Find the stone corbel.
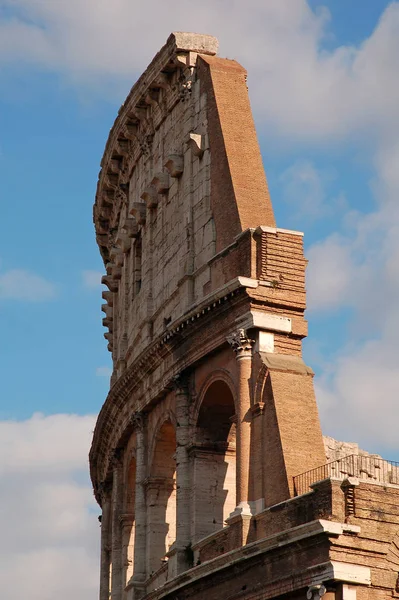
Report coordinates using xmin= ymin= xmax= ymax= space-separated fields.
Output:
xmin=140 ymin=186 xmax=158 ymax=208
xmin=101 ymin=275 xmax=118 ymax=292
xmin=102 ymin=317 xmax=113 ymax=332
xmin=115 ymin=232 xmax=131 ymax=253
xmin=110 ymin=245 xmax=123 ymax=261
xmin=152 ymin=72 xmax=170 ymax=90
xmin=97 ymin=220 xmax=109 ymax=235
xmin=96 ymin=233 xmax=108 ymax=246
xmin=101 ymin=190 xmax=113 ymax=207
xmin=104 ymin=332 xmax=113 ymax=352
xmin=115 ymin=137 xmax=130 ymax=156
xmin=123 ymin=121 xmax=138 ymax=141
xmin=164 ymin=154 xmax=184 ymax=178
xmin=132 ymin=106 xmax=147 ymax=122
xmin=98 ymin=205 xmax=112 ymax=220
xmin=151 ymin=172 xmax=170 ymax=194
xmin=105 ymin=262 xmax=113 ymax=276
xmin=144 ymin=89 xmax=160 ymax=106
xmin=112 ymin=265 xmax=122 ymax=280
xmin=109 ymin=159 xmax=121 ymax=174
xmin=102 ymin=291 xmax=114 ymax=306
xmin=187 ymin=132 xmax=204 ymax=157
xmin=123 ymin=218 xmax=139 ymax=238
xmin=104 ymin=172 xmax=119 ymax=190
xmin=101 ymin=304 xmax=113 ymax=318
xmin=130 ymin=202 xmax=147 ymax=225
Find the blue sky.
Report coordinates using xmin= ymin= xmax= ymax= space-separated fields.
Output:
xmin=1 ymin=2 xmax=399 ymax=598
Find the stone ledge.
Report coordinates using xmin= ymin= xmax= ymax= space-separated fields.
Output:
xmin=140 ymin=519 xmax=363 ymax=600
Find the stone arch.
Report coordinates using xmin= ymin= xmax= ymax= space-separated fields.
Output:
xmin=191 ymin=374 xmax=237 ymax=543
xmin=147 ymin=416 xmax=177 ymax=575
xmin=194 ymin=369 xmax=237 ymax=423
xmin=148 ymin=409 xmax=177 ymax=470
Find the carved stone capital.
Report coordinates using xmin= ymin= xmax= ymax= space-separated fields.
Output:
xmin=172 ymin=373 xmax=190 ymax=396
xmin=110 ymin=447 xmax=124 ymax=469
xmin=227 ymin=329 xmax=255 ymax=357
xmin=129 ymin=411 xmax=146 ymax=431
xmin=97 ymin=481 xmax=112 ymax=501
xmin=307 ymin=585 xmax=326 ymax=600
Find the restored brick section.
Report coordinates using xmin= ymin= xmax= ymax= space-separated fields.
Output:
xmin=197 ymin=56 xmax=275 ymax=252
xmin=257 ymin=229 xmax=306 ymax=289
xmin=265 ymin=369 xmax=326 ymax=504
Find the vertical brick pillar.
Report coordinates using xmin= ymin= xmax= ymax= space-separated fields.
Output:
xmin=99 ymin=484 xmax=112 ymax=600
xmin=227 ymin=329 xmax=254 ymax=511
xmin=174 ymin=374 xmax=192 ymax=573
xmin=111 ymin=451 xmax=124 ymax=600
xmin=130 ymin=413 xmax=147 ymax=597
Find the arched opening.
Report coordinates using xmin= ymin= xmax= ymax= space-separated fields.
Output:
xmin=122 ymin=457 xmax=136 ymax=588
xmin=192 ymin=379 xmax=236 ymax=542
xmin=147 ymin=420 xmax=176 ymax=575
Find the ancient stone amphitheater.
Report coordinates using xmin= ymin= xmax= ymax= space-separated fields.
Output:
xmin=90 ymin=32 xmax=399 ymax=600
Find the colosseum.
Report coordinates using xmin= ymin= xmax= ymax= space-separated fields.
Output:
xmin=90 ymin=32 xmax=399 ymax=600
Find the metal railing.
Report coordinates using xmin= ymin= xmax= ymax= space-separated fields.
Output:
xmin=293 ymin=454 xmax=399 ymax=496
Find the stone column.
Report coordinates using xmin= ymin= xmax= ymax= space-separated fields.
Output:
xmin=111 ymin=451 xmax=124 ymax=600
xmin=99 ymin=483 xmax=112 ymax=600
xmin=174 ymin=374 xmax=192 ymax=573
xmin=227 ymin=329 xmax=254 ymax=511
xmin=130 ymin=413 xmax=147 ymax=597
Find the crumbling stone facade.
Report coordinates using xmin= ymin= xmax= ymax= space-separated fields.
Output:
xmin=90 ymin=32 xmax=399 ymax=600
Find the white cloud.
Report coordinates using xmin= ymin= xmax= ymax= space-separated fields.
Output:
xmin=0 ymin=268 xmax=56 ymax=301
xmin=82 ymin=270 xmax=103 ymax=290
xmin=0 ymin=413 xmax=99 ymax=600
xmin=306 ymin=235 xmax=354 ymax=311
xmin=0 ymin=413 xmax=95 ymax=474
xmin=96 ymin=366 xmax=112 ymax=378
xmin=279 ymin=160 xmax=346 ymax=221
